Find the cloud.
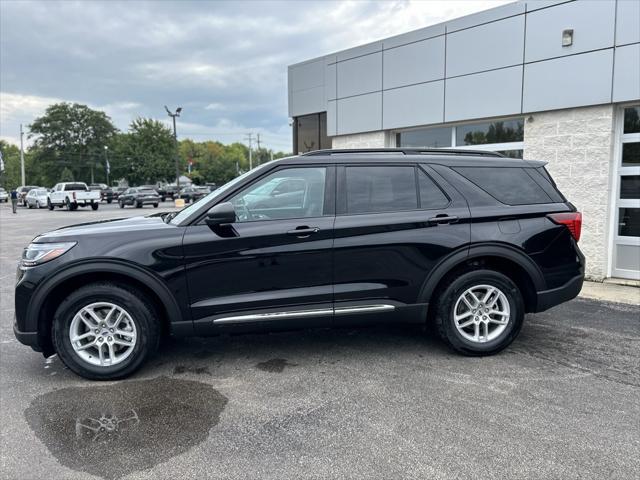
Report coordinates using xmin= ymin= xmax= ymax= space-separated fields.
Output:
xmin=0 ymin=0 xmax=510 ymax=151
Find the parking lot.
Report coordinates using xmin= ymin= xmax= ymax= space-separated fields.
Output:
xmin=1 ymin=201 xmax=639 ymax=480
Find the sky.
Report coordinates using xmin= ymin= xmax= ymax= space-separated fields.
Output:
xmin=0 ymin=0 xmax=510 ymax=152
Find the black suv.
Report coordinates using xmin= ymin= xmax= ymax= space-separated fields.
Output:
xmin=14 ymin=149 xmax=584 ymax=380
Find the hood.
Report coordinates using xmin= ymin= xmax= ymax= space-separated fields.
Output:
xmin=34 ymin=215 xmax=174 ymax=242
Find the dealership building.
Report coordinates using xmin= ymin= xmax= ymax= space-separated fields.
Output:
xmin=287 ymin=0 xmax=640 ymax=281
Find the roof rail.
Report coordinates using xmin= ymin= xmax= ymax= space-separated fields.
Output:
xmin=301 ymin=148 xmax=504 ymax=158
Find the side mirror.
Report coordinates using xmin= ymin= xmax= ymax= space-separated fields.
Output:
xmin=205 ymin=202 xmax=236 ymax=227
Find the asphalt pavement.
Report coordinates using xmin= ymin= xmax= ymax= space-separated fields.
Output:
xmin=1 ymin=201 xmax=639 ymax=480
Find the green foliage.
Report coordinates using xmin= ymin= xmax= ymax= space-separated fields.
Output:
xmin=29 ymin=103 xmax=117 ymax=184
xmin=59 ymin=167 xmax=74 ymax=182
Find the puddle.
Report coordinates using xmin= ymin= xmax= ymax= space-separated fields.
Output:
xmin=255 ymin=358 xmax=297 ymax=373
xmin=24 ymin=376 xmax=227 ymax=479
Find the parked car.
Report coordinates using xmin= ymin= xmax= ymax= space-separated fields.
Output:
xmin=0 ymin=187 xmax=8 ymax=203
xmin=13 ymin=148 xmax=585 ymax=380
xmin=112 ymin=186 xmax=127 ymax=200
xmin=118 ymin=187 xmax=160 ymax=208
xmin=15 ymin=185 xmax=40 ymax=206
xmin=205 ymin=182 xmax=218 ymax=192
xmin=48 ymin=182 xmax=101 ymax=211
xmin=157 ymin=184 xmax=179 ymax=202
xmin=25 ymin=188 xmax=49 ymax=209
xmin=178 ymin=186 xmax=209 ymax=203
xmin=89 ymin=184 xmax=114 ymax=203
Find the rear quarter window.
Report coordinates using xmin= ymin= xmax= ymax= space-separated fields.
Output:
xmin=454 ymin=167 xmax=554 ymax=205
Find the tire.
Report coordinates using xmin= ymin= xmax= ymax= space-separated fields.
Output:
xmin=136 ymin=202 xmax=142 ymax=208
xmin=160 ymin=197 xmax=166 ymax=202
xmin=153 ymin=203 xmax=158 ymax=208
xmin=107 ymin=199 xmax=112 ymax=204
xmin=434 ymin=269 xmax=524 ymax=356
xmin=52 ymin=282 xmax=161 ymax=380
xmin=48 ymin=199 xmax=54 ymax=211
xmin=65 ymin=198 xmax=72 ymax=211
xmin=91 ymin=203 xmax=99 ymax=211
xmin=27 ymin=203 xmax=33 ymax=209
xmin=119 ymin=201 xmax=125 ymax=209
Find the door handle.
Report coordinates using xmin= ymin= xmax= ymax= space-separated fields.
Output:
xmin=427 ymin=215 xmax=458 ymax=225
xmin=286 ymin=227 xmax=320 ymax=237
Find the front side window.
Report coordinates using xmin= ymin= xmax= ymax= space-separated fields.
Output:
xmin=229 ymin=167 xmax=327 ymax=222
xmin=345 ymin=166 xmax=417 ymax=214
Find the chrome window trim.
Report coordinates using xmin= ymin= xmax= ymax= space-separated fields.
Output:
xmin=213 ymin=304 xmax=395 ymax=324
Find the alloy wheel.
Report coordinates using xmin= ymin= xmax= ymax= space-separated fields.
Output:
xmin=69 ymin=302 xmax=138 ymax=367
xmin=453 ymin=284 xmax=510 ymax=343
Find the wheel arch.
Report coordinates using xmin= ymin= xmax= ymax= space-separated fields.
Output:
xmin=30 ymin=261 xmax=189 ymax=357
xmin=420 ymin=244 xmax=545 ymax=315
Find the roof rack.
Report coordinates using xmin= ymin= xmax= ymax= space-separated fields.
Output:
xmin=301 ymin=148 xmax=505 ymax=158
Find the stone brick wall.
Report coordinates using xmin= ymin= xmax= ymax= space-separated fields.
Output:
xmin=523 ymin=104 xmax=616 ymax=280
xmin=331 ymin=131 xmax=391 ymax=149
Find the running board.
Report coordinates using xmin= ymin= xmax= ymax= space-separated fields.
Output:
xmin=213 ymin=304 xmax=395 ymax=325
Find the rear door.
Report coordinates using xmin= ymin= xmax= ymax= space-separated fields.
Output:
xmin=332 ymin=162 xmax=471 ymax=325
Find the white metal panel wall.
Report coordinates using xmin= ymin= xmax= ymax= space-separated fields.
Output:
xmin=327 ymin=100 xmax=337 ymax=136
xmin=383 ymin=36 xmax=445 ymax=89
xmin=616 ymin=0 xmax=640 ymax=46
xmin=523 ymin=50 xmax=613 ymax=112
xmin=445 ymin=66 xmax=523 ymax=122
xmin=337 ymin=53 xmax=382 ymax=98
xmin=325 ymin=63 xmax=337 ymax=101
xmin=525 ymin=0 xmax=616 ymax=62
xmin=383 ymin=81 xmax=445 ymax=129
xmin=446 ymin=15 xmax=525 ymax=77
xmin=288 ymin=59 xmax=326 ymax=117
xmin=337 ymin=92 xmax=382 ymax=135
xmin=613 ymin=43 xmax=640 ymax=103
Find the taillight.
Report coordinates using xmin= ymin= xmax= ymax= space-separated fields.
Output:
xmin=548 ymin=212 xmax=582 ymax=242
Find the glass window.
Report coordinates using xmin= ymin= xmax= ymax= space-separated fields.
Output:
xmin=622 ymin=143 xmax=640 ymax=166
xmin=496 ymin=149 xmax=524 ymax=159
xmin=619 ymin=208 xmax=640 ymax=237
xmin=230 ymin=167 xmax=326 ymax=222
xmin=319 ymin=112 xmax=330 ymax=150
xmin=345 ymin=166 xmax=417 ymax=214
xmin=397 ymin=127 xmax=452 ymax=148
xmin=623 ymin=106 xmax=640 ymax=134
xmin=454 ymin=167 xmax=552 ymax=205
xmin=295 ymin=113 xmax=329 ymax=153
xmin=620 ymin=176 xmax=640 ymax=199
xmin=456 ymin=119 xmax=524 ymax=145
xmin=418 ymin=169 xmax=449 ymax=209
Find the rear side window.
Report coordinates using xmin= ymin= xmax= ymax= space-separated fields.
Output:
xmin=345 ymin=166 xmax=417 ymax=214
xmin=418 ymin=169 xmax=449 ymax=209
xmin=454 ymin=167 xmax=553 ymax=205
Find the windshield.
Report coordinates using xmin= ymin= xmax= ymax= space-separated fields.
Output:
xmin=169 ymin=162 xmax=275 ymax=225
xmin=139 ymin=189 xmax=157 ymax=194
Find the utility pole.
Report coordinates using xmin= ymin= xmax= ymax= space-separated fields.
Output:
xmin=19 ymin=124 xmax=25 ymax=186
xmin=256 ymin=133 xmax=262 ymax=166
xmin=270 ymin=150 xmax=273 ymax=162
xmin=245 ymin=133 xmax=253 ymax=170
xmin=104 ymin=145 xmax=110 ymax=186
xmin=165 ymin=105 xmax=182 ymax=189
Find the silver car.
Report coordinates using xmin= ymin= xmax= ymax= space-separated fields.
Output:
xmin=25 ymin=188 xmax=49 ymax=209
xmin=0 ymin=188 xmax=8 ymax=203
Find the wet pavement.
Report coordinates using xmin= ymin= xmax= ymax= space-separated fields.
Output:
xmin=1 ymin=202 xmax=639 ymax=479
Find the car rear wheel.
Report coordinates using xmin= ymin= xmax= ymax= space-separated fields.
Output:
xmin=52 ymin=282 xmax=160 ymax=380
xmin=435 ymin=269 xmax=524 ymax=356
xmin=119 ymin=200 xmax=125 ymax=208
xmin=48 ymin=199 xmax=54 ymax=211
xmin=153 ymin=203 xmax=158 ymax=208
xmin=136 ymin=202 xmax=142 ymax=208
xmin=91 ymin=203 xmax=99 ymax=211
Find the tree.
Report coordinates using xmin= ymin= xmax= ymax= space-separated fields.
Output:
xmin=123 ymin=118 xmax=178 ymax=185
xmin=0 ymin=140 xmax=21 ymax=189
xmin=59 ymin=167 xmax=74 ymax=182
xmin=29 ymin=103 xmax=117 ymax=184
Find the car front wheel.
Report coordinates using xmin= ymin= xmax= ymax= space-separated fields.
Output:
xmin=52 ymin=282 xmax=160 ymax=380
xmin=435 ymin=269 xmax=524 ymax=356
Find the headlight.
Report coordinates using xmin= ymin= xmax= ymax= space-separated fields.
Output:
xmin=21 ymin=242 xmax=76 ymax=267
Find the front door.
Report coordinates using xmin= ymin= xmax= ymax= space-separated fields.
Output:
xmin=183 ymin=165 xmax=335 ymax=333
xmin=332 ymin=163 xmax=471 ymax=325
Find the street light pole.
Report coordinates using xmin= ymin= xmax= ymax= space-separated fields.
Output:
xmin=165 ymin=106 xmax=182 ymax=189
xmin=19 ymin=124 xmax=25 ymax=186
xmin=104 ymin=145 xmax=110 ymax=186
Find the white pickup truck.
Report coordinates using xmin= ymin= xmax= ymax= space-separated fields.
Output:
xmin=48 ymin=182 xmax=101 ymax=211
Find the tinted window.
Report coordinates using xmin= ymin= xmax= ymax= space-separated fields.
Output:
xmin=345 ymin=166 xmax=417 ymax=214
xmin=65 ymin=183 xmax=88 ymax=191
xmin=230 ymin=167 xmax=326 ymax=222
xmin=622 ymin=143 xmax=640 ymax=166
xmin=624 ymin=106 xmax=640 ymax=134
xmin=455 ymin=167 xmax=553 ymax=205
xmin=418 ymin=169 xmax=449 ymax=209
xmin=456 ymin=119 xmax=524 ymax=145
xmin=620 ymin=176 xmax=640 ymax=199
xmin=397 ymin=127 xmax=452 ymax=148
